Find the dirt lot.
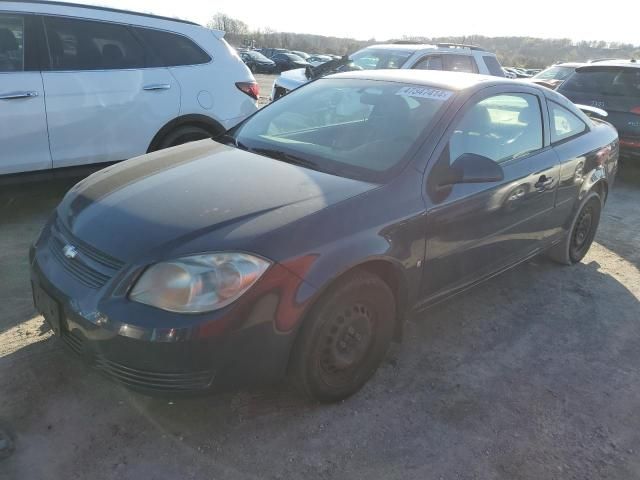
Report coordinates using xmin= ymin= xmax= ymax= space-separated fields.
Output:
xmin=1 ymin=155 xmax=640 ymax=479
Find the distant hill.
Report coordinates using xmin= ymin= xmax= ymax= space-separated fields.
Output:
xmin=226 ymin=31 xmax=640 ymax=68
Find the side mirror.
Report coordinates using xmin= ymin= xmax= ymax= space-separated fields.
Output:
xmin=440 ymin=153 xmax=504 ymax=186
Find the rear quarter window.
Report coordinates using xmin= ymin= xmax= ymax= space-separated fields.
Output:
xmin=482 ymin=55 xmax=505 ymax=77
xmin=134 ymin=28 xmax=211 ymax=67
xmin=549 ymin=101 xmax=588 ymax=143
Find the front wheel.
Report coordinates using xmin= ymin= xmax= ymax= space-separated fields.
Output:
xmin=289 ymin=271 xmax=396 ymax=403
xmin=155 ymin=125 xmax=213 ymax=151
xmin=548 ymin=191 xmax=602 ymax=265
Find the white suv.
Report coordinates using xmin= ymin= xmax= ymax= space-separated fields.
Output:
xmin=272 ymin=43 xmax=505 ymax=100
xmin=0 ymin=1 xmax=258 ymax=175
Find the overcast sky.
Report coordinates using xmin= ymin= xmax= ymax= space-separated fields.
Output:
xmin=69 ymin=0 xmax=639 ymax=45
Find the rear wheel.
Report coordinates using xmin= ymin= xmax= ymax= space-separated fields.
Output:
xmin=289 ymin=271 xmax=396 ymax=403
xmin=155 ymin=125 xmax=214 ymax=151
xmin=548 ymin=192 xmax=602 ymax=265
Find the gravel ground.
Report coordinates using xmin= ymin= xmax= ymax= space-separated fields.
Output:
xmin=1 ymin=159 xmax=639 ymax=480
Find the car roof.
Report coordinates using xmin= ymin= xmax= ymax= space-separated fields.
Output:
xmin=325 ymin=69 xmax=512 ymax=91
xmin=550 ymin=62 xmax=585 ymax=68
xmin=577 ymin=60 xmax=640 ymax=70
xmin=4 ymin=0 xmax=200 ymax=25
xmin=363 ymin=43 xmax=492 ymax=54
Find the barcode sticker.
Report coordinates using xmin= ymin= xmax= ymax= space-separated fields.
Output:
xmin=396 ymin=86 xmax=452 ymax=101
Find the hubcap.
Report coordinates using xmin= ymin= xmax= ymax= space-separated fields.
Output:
xmin=320 ymin=303 xmax=374 ymax=378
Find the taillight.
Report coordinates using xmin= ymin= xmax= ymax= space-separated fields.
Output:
xmin=631 ymin=106 xmax=640 ymax=115
xmin=236 ymin=82 xmax=259 ymax=100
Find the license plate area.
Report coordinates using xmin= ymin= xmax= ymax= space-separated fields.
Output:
xmin=32 ymin=282 xmax=63 ymax=336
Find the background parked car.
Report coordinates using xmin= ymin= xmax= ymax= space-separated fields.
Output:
xmin=240 ymin=50 xmax=276 ymax=73
xmin=531 ymin=62 xmax=584 ymax=89
xmin=257 ymin=47 xmax=290 ymax=58
xmin=558 ymin=60 xmax=640 ymax=157
xmin=0 ymin=2 xmax=258 ymax=176
xmin=271 ymin=52 xmax=310 ymax=72
xmin=271 ymin=42 xmax=505 ymax=100
xmin=503 ymin=67 xmax=531 ymax=78
xmin=290 ymin=50 xmax=310 ymax=59
xmin=307 ymin=54 xmax=333 ymax=66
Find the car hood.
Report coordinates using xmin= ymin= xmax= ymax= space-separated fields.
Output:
xmin=56 ymin=140 xmax=376 ymax=263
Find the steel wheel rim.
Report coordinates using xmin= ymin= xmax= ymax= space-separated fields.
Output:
xmin=571 ymin=205 xmax=595 ymax=257
xmin=317 ymin=302 xmax=375 ymax=387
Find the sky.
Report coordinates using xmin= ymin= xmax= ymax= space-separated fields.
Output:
xmin=67 ymin=0 xmax=639 ymax=45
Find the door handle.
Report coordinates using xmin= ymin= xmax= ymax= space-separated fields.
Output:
xmin=0 ymin=91 xmax=39 ymax=100
xmin=535 ymin=175 xmax=554 ymax=192
xmin=143 ymin=84 xmax=171 ymax=91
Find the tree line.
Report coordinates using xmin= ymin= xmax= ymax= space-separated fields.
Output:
xmin=208 ymin=13 xmax=640 ymax=68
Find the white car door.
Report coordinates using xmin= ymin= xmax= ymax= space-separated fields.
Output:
xmin=41 ymin=15 xmax=179 ymax=168
xmin=0 ymin=13 xmax=51 ymax=174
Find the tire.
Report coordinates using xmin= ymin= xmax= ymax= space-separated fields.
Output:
xmin=155 ymin=125 xmax=214 ymax=151
xmin=289 ymin=271 xmax=396 ymax=403
xmin=547 ymin=191 xmax=602 ymax=265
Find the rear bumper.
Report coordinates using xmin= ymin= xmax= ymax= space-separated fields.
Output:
xmin=619 ymin=137 xmax=640 ymax=157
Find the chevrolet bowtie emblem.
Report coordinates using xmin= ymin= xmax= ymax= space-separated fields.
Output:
xmin=63 ymin=244 xmax=79 ymax=259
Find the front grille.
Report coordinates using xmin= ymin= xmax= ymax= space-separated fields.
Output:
xmin=61 ymin=329 xmax=84 ymax=355
xmin=94 ymin=357 xmax=214 ymax=392
xmin=49 ymin=218 xmax=124 ymax=288
xmin=60 ymin=329 xmax=214 ymax=392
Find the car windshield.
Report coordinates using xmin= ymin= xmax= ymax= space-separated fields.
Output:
xmin=231 ymin=78 xmax=452 ymax=182
xmin=349 ymin=48 xmax=414 ymax=70
xmin=561 ymin=67 xmax=640 ymax=97
xmin=534 ymin=66 xmax=575 ymax=81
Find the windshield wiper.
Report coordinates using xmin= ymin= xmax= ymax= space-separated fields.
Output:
xmin=217 ymin=133 xmax=250 ymax=151
xmin=252 ymin=148 xmax=321 ymax=170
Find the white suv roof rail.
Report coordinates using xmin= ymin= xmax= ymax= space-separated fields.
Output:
xmin=436 ymin=43 xmax=486 ymax=52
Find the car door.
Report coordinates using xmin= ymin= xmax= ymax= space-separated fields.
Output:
xmin=0 ymin=13 xmax=51 ymax=174
xmin=420 ymin=86 xmax=560 ymax=300
xmin=41 ymin=15 xmax=179 ymax=168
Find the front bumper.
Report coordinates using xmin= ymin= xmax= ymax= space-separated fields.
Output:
xmin=29 ymin=231 xmax=305 ymax=395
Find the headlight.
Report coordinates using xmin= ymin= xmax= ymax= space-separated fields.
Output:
xmin=129 ymin=253 xmax=271 ymax=313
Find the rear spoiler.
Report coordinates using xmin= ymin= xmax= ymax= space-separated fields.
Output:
xmin=575 ymin=104 xmax=608 ymax=118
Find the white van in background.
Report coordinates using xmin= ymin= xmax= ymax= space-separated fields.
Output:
xmin=0 ymin=1 xmax=258 ymax=175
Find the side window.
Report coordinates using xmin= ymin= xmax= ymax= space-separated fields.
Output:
xmin=134 ymin=28 xmax=210 ymax=67
xmin=482 ymin=55 xmax=504 ymax=76
xmin=0 ymin=14 xmax=24 ymax=72
xmin=449 ymin=93 xmax=543 ymax=164
xmin=549 ymin=102 xmax=587 ymax=143
xmin=413 ymin=55 xmax=443 ymax=71
xmin=44 ymin=16 xmax=145 ymax=70
xmin=443 ymin=54 xmax=477 ymax=73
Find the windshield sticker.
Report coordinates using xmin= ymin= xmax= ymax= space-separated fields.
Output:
xmin=396 ymin=86 xmax=452 ymax=101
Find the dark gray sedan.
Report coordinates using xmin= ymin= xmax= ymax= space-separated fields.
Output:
xmin=30 ymin=71 xmax=618 ymax=402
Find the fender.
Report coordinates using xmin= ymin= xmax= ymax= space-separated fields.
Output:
xmin=147 ymin=114 xmax=226 ymax=152
xmin=289 ymin=254 xmax=412 ymax=336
